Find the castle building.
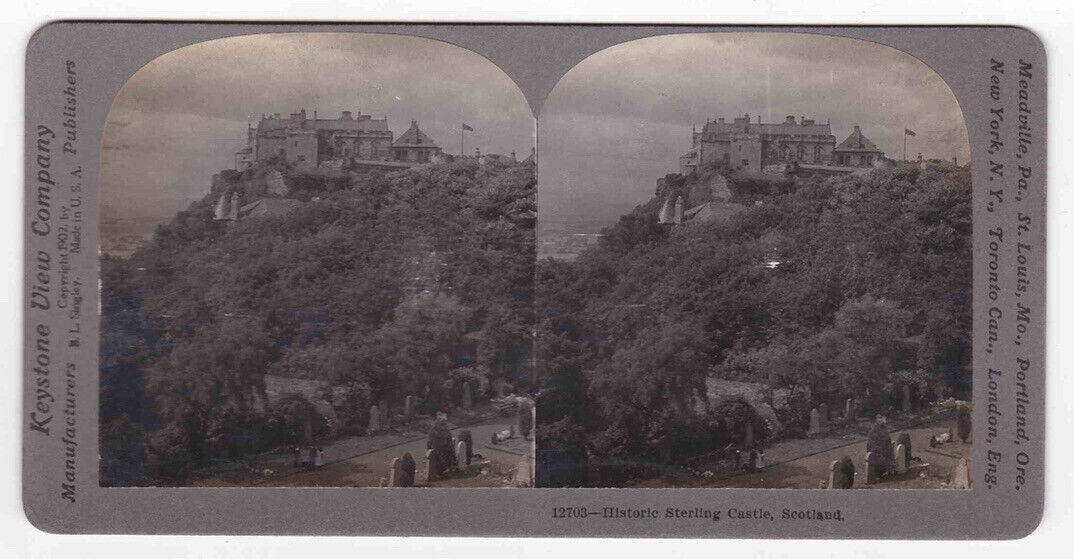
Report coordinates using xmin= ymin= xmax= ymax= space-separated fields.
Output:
xmin=832 ymin=124 xmax=885 ymax=167
xmin=241 ymin=109 xmax=396 ymax=171
xmin=391 ymin=120 xmax=443 ymax=163
xmin=680 ymin=114 xmax=837 ymax=174
xmin=679 ymin=114 xmax=888 ymax=175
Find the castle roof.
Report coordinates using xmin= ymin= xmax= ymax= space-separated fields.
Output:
xmin=835 ymin=125 xmax=884 ymax=154
xmin=392 ymin=120 xmax=439 ymax=148
xmin=700 ymin=115 xmax=834 ymax=142
xmin=257 ymin=110 xmax=390 ymax=134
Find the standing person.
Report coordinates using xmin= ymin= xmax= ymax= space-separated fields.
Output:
xmin=292 ymin=447 xmax=302 ymax=469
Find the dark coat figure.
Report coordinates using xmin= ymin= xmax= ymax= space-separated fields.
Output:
xmin=399 ymin=452 xmax=416 ymax=487
xmin=865 ymin=421 xmax=895 ymax=477
xmin=837 ymin=456 xmax=856 ymax=488
xmin=426 ymin=419 xmax=454 ymax=477
xmin=292 ymin=447 xmax=302 ymax=468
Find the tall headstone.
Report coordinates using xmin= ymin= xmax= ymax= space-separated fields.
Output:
xmin=818 ymin=403 xmax=829 ymax=432
xmin=424 ymin=449 xmax=436 ymax=483
xmin=808 ymin=408 xmax=821 ymax=436
xmin=462 ymin=382 xmax=472 ymax=409
xmin=827 ymin=460 xmax=840 ymax=489
xmin=894 ymin=444 xmax=907 ymax=474
xmin=388 ymin=457 xmax=402 ymax=487
xmin=459 ymin=430 xmax=473 ymax=465
xmin=845 ymin=398 xmax=855 ymax=421
xmin=953 ymin=457 xmax=971 ymax=489
xmin=865 ymin=452 xmax=877 ymax=484
xmin=368 ymin=405 xmax=380 ymax=433
xmin=902 ymin=384 xmax=912 ymax=412
xmin=404 ymin=395 xmax=413 ymax=418
xmin=456 ymin=440 xmax=467 ymax=470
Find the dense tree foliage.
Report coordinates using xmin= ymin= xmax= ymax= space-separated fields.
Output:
xmin=100 ymin=159 xmax=535 ymax=485
xmin=536 ymin=164 xmax=972 ymax=485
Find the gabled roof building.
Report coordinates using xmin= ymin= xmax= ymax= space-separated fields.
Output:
xmin=832 ymin=125 xmax=885 ymax=167
xmin=391 ymin=120 xmax=442 ymax=163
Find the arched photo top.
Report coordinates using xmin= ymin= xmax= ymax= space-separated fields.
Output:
xmin=537 ymin=31 xmax=970 ymax=226
xmin=101 ymin=31 xmax=534 ymax=249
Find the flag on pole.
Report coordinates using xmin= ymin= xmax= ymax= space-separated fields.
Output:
xmin=462 ymin=123 xmax=474 ymax=132
xmin=904 ymin=128 xmax=916 ymax=136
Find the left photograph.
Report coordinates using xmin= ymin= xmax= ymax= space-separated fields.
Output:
xmin=99 ymin=32 xmax=536 ymax=488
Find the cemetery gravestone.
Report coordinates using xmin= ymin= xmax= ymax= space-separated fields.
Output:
xmin=459 ymin=430 xmax=473 ymax=464
xmin=845 ymin=398 xmax=855 ymax=421
xmin=896 ymin=432 xmax=913 ymax=461
xmin=456 ymin=440 xmax=467 ymax=470
xmin=894 ymin=443 xmax=907 ymax=474
xmin=808 ymin=408 xmax=821 ymax=436
xmin=424 ymin=449 xmax=436 ymax=483
xmin=865 ymin=452 xmax=877 ymax=484
xmin=827 ymin=460 xmax=840 ymax=489
xmin=368 ymin=405 xmax=380 ymax=433
xmin=388 ymin=457 xmax=402 ymax=487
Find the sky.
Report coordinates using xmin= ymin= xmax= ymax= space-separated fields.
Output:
xmin=102 ymin=32 xmax=535 ymax=235
xmin=537 ymin=32 xmax=971 ymax=229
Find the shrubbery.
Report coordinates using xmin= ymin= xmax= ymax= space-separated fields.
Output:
xmin=536 ymin=165 xmax=972 ymax=485
xmin=99 ymin=159 xmax=535 ymax=485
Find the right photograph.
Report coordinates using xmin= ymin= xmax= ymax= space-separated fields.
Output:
xmin=535 ymin=32 xmax=973 ymax=489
